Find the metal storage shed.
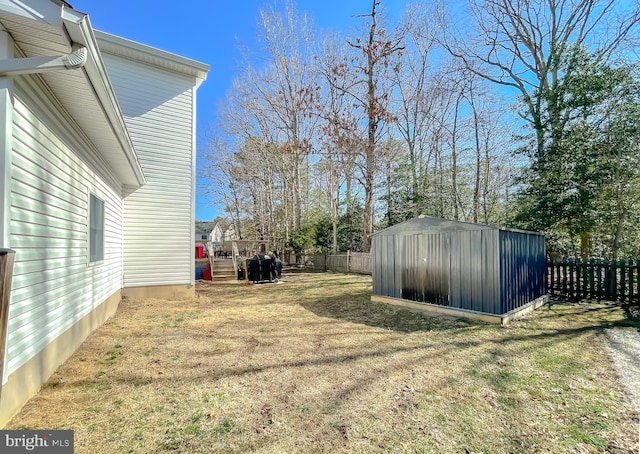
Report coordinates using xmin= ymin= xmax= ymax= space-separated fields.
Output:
xmin=371 ymin=216 xmax=548 ymax=324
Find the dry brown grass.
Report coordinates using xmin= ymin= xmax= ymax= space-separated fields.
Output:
xmin=7 ymin=272 xmax=639 ymax=453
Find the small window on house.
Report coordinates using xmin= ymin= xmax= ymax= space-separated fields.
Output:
xmin=89 ymin=193 xmax=105 ymax=262
xmin=201 ymin=234 xmax=208 ymax=240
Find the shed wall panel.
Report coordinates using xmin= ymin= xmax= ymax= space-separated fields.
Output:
xmin=499 ymin=231 xmax=546 ymax=314
xmin=449 ymin=233 xmax=460 ymax=308
xmin=374 ymin=235 xmax=397 ymax=298
xmin=451 ymin=230 xmax=492 ymax=312
xmin=102 ymin=53 xmax=196 ymax=288
xmin=5 ymin=80 xmax=124 ymax=381
xmin=480 ymin=229 xmax=500 ymax=313
xmin=397 ymin=233 xmax=449 ymax=306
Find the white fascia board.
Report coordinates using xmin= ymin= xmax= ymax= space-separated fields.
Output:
xmin=61 ymin=6 xmax=146 ymax=188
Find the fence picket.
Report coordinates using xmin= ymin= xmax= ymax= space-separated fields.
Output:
xmin=637 ymin=260 xmax=640 ymax=300
xmin=627 ymin=260 xmax=633 ymax=302
xmin=590 ymin=260 xmax=596 ymax=300
xmin=595 ymin=261 xmax=602 ymax=301
xmin=568 ymin=258 xmax=574 ymax=299
xmin=582 ymin=260 xmax=588 ymax=299
xmin=619 ymin=261 xmax=624 ymax=298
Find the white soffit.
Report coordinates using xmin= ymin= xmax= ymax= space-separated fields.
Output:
xmin=0 ymin=0 xmax=145 ymax=188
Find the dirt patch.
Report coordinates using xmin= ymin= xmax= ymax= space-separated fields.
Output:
xmin=7 ymin=273 xmax=639 ymax=453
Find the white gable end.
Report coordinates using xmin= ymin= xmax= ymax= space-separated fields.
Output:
xmin=96 ymin=32 xmax=209 ymax=291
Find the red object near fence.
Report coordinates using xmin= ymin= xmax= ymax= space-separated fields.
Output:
xmin=195 ymin=245 xmax=204 ymax=259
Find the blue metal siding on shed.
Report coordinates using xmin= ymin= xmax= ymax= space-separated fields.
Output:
xmin=499 ymin=231 xmax=546 ymax=314
xmin=372 ymin=232 xmax=450 ymax=305
xmin=450 ymin=230 xmax=500 ymax=313
xmin=373 ymin=235 xmax=397 ymax=298
xmin=397 ymin=233 xmax=449 ymax=306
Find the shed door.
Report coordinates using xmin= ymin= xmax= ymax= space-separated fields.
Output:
xmin=400 ymin=233 xmax=450 ymax=306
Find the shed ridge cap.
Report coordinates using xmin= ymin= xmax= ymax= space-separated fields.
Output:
xmin=371 ymin=215 xmax=544 ymax=237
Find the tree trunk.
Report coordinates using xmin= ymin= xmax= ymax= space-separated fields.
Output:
xmin=471 ymin=95 xmax=481 ymax=224
xmin=451 ymin=92 xmax=461 ymax=221
xmin=362 ymin=0 xmax=379 ymax=253
xmin=482 ymin=133 xmax=490 ymax=223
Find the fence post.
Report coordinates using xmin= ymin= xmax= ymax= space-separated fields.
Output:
xmin=630 ymin=259 xmax=635 ymax=304
xmin=545 ymin=259 xmax=549 ymax=295
xmin=636 ymin=260 xmax=640 ymax=305
xmin=346 ymin=250 xmax=350 ymax=273
xmin=605 ymin=260 xmax=616 ymax=300
xmin=561 ymin=259 xmax=567 ymax=295
xmin=594 ymin=260 xmax=601 ymax=301
xmin=586 ymin=259 xmax=591 ymax=299
xmin=620 ymin=260 xmax=626 ymax=303
xmin=589 ymin=259 xmax=596 ymax=300
xmin=0 ymin=249 xmax=16 ymax=405
xmin=566 ymin=258 xmax=572 ymax=298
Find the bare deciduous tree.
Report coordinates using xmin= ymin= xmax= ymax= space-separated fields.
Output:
xmin=444 ymin=0 xmax=640 ymax=157
xmin=346 ymin=0 xmax=404 ymax=251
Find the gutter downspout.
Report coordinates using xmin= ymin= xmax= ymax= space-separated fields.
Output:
xmin=0 ymin=35 xmax=89 ymax=249
xmin=0 ymin=45 xmax=87 ymax=76
xmin=62 ymin=7 xmax=146 ymax=188
xmin=0 ymin=28 xmax=12 ymax=393
xmin=0 ymin=28 xmax=12 ymax=250
xmin=0 ymin=29 xmax=88 ymax=388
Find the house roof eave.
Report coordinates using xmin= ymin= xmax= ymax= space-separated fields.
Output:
xmin=94 ymin=30 xmax=209 ymax=89
xmin=0 ymin=0 xmax=146 ymax=189
xmin=61 ymin=6 xmax=146 ymax=187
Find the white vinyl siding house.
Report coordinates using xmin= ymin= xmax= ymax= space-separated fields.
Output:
xmin=0 ymin=0 xmax=208 ymax=426
xmin=6 ymin=75 xmax=125 ymax=381
xmin=97 ymin=34 xmax=201 ymax=290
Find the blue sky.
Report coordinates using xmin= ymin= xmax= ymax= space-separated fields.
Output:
xmin=70 ymin=0 xmax=404 ymax=221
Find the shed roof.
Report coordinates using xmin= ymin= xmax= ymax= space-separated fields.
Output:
xmin=371 ymin=216 xmax=542 ymax=237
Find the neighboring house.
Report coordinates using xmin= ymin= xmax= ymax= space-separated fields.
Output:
xmin=195 ymin=230 xmax=209 ymax=257
xmin=196 ymin=232 xmax=210 ymax=241
xmin=0 ymin=0 xmax=209 ymax=426
xmin=210 ymin=223 xmax=224 ymax=243
xmin=224 ymin=225 xmax=238 ymax=241
xmin=210 ymin=221 xmax=238 ymax=243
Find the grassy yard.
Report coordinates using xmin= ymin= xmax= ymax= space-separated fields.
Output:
xmin=7 ymin=272 xmax=639 ymax=453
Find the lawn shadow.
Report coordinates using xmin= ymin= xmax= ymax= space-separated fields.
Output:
xmin=543 ymin=297 xmax=640 ymax=332
xmin=300 ymin=290 xmax=479 ymax=333
xmin=281 ymin=266 xmax=325 ymax=274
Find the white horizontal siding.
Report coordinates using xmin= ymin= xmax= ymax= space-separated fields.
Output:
xmin=102 ymin=54 xmax=195 ymax=287
xmin=4 ymin=78 xmax=124 ymax=380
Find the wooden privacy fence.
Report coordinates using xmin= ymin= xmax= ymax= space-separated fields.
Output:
xmin=309 ymin=252 xmax=372 ymax=275
xmin=547 ymin=258 xmax=640 ymax=304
